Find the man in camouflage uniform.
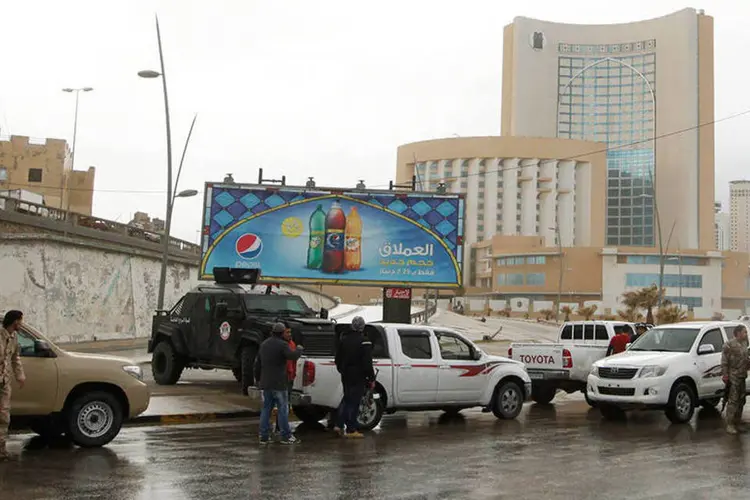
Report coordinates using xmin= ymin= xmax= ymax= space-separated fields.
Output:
xmin=0 ymin=310 xmax=26 ymax=460
xmin=721 ymin=324 xmax=749 ymax=435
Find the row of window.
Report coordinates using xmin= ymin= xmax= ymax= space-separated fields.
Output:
xmin=0 ymin=167 xmax=42 ymax=183
xmin=497 ymin=273 xmax=546 ymax=286
xmin=625 ymin=273 xmax=703 ymax=289
xmin=497 ymin=256 xmax=546 ymax=266
xmin=623 ymin=256 xmax=706 ymax=266
xmin=664 ymin=296 xmax=703 ymax=308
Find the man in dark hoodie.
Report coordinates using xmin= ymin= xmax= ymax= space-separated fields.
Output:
xmin=334 ymin=316 xmax=375 ymax=438
xmin=254 ymin=322 xmax=304 ymax=445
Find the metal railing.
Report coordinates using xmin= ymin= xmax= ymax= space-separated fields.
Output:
xmin=0 ymin=195 xmax=200 ymax=255
xmin=411 ymin=302 xmax=438 ymax=324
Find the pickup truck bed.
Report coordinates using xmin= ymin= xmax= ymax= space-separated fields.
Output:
xmin=509 ymin=321 xmax=636 ymax=406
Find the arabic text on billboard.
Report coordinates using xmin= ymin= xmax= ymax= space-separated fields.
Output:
xmin=200 ymin=184 xmax=464 ymax=287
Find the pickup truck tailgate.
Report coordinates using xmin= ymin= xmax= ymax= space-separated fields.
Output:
xmin=510 ymin=344 xmax=565 ymax=371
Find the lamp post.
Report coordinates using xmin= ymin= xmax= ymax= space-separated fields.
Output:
xmin=61 ymin=87 xmax=94 ymax=235
xmin=138 ymin=15 xmax=177 ymax=311
xmin=550 ymin=224 xmax=563 ymax=323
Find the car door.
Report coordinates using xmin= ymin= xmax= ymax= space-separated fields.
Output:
xmin=436 ymin=331 xmax=484 ymax=404
xmin=10 ymin=328 xmax=59 ymax=415
xmin=211 ymin=294 xmax=244 ymax=363
xmin=189 ymin=294 xmax=215 ymax=359
xmin=393 ymin=329 xmax=439 ymax=405
xmin=695 ymin=327 xmax=725 ymax=399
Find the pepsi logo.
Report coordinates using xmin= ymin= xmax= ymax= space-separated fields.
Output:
xmin=236 ymin=233 xmax=263 ymax=260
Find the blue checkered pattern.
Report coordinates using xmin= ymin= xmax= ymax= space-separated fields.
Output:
xmin=205 ymin=187 xmax=463 ymax=254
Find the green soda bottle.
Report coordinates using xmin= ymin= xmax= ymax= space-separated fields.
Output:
xmin=307 ymin=204 xmax=325 ymax=269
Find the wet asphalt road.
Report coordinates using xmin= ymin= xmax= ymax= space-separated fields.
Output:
xmin=2 ymin=401 xmax=750 ymax=500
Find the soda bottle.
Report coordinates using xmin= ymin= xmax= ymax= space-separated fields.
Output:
xmin=344 ymin=206 xmax=362 ymax=271
xmin=323 ymin=201 xmax=347 ymax=273
xmin=307 ymin=204 xmax=325 ymax=269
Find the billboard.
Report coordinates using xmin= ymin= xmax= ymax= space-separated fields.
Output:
xmin=200 ymin=183 xmax=464 ymax=287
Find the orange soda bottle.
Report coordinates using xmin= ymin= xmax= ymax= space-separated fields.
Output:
xmin=344 ymin=207 xmax=362 ymax=271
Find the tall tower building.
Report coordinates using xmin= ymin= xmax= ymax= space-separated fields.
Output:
xmin=730 ymin=181 xmax=750 ymax=253
xmin=501 ymin=8 xmax=715 ymax=250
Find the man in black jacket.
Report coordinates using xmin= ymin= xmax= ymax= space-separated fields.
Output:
xmin=334 ymin=316 xmax=375 ymax=438
xmin=254 ymin=322 xmax=304 ymax=445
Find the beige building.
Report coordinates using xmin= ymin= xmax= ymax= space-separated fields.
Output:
xmin=501 ymin=8 xmax=715 ymax=251
xmin=396 ymin=136 xmax=607 ymax=284
xmin=468 ymin=235 xmax=750 ymax=320
xmin=0 ymin=135 xmax=95 ymax=215
xmin=730 ymin=180 xmax=750 ymax=253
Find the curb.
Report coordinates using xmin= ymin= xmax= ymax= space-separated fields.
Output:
xmin=129 ymin=410 xmax=260 ymax=426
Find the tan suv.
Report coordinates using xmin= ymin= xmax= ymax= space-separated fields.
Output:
xmin=9 ymin=321 xmax=151 ymax=448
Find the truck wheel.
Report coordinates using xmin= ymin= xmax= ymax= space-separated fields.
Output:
xmin=665 ymin=383 xmax=696 ymax=424
xmin=240 ymin=344 xmax=258 ymax=396
xmin=28 ymin=416 xmax=65 ymax=439
xmin=65 ymin=391 xmax=124 ymax=448
xmin=291 ymin=405 xmax=328 ymax=425
xmin=232 ymin=366 xmax=242 ymax=383
xmin=531 ymin=382 xmax=557 ymax=405
xmin=599 ymin=403 xmax=625 ymax=421
xmin=584 ymin=390 xmax=598 ymax=408
xmin=357 ymin=392 xmax=385 ymax=431
xmin=152 ymin=341 xmax=184 ymax=385
xmin=492 ymin=381 xmax=524 ymax=420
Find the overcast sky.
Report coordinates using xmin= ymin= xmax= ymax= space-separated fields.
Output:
xmin=1 ymin=0 xmax=748 ymax=242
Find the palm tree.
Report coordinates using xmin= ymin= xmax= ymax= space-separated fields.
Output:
xmin=620 ymin=290 xmax=641 ymax=311
xmin=656 ymin=300 xmax=687 ymax=324
xmin=637 ymin=284 xmax=662 ymax=325
xmin=538 ymin=309 xmax=555 ymax=320
xmin=560 ymin=305 xmax=573 ymax=322
xmin=577 ymin=304 xmax=598 ymax=320
xmin=617 ymin=308 xmax=644 ymax=322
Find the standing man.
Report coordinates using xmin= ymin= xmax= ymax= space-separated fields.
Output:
xmin=1 ymin=311 xmax=26 ymax=460
xmin=275 ymin=325 xmax=297 ymax=434
xmin=721 ymin=324 xmax=749 ymax=435
xmin=606 ymin=326 xmax=630 ymax=356
xmin=630 ymin=323 xmax=648 ymax=344
xmin=334 ymin=316 xmax=375 ymax=438
xmin=254 ymin=322 xmax=304 ymax=445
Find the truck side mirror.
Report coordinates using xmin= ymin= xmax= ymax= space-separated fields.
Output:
xmin=473 ymin=349 xmax=482 ymax=361
xmin=34 ymin=340 xmax=55 ymax=358
xmin=320 ymin=308 xmax=328 ymax=319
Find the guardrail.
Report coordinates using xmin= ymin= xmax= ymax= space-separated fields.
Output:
xmin=411 ymin=303 xmax=438 ymax=324
xmin=0 ymin=195 xmax=200 ymax=255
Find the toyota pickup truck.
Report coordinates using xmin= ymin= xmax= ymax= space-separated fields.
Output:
xmin=508 ymin=321 xmax=636 ymax=406
xmin=289 ymin=323 xmax=532 ymax=430
xmin=588 ymin=321 xmax=750 ymax=423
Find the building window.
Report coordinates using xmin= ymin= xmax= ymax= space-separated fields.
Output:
xmin=527 ymin=256 xmax=546 ymax=265
xmin=502 ymin=273 xmax=524 ymax=285
xmin=526 ymin=273 xmax=545 ymax=285
xmin=28 ymin=168 xmax=43 ymax=183
xmin=497 ymin=274 xmax=505 ymax=285
xmin=665 ymin=296 xmax=702 ymax=308
xmin=625 ymin=273 xmax=703 ymax=289
xmin=0 ymin=167 xmax=6 ymax=182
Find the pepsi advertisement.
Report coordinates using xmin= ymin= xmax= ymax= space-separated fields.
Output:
xmin=200 ymin=183 xmax=465 ymax=287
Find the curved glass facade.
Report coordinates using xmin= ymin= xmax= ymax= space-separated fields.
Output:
xmin=556 ymin=42 xmax=657 ymax=246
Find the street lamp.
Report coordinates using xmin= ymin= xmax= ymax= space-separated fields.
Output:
xmin=139 ymin=15 xmax=174 ymax=312
xmin=61 ymin=86 xmax=94 ymax=235
xmin=550 ymin=224 xmax=563 ymax=323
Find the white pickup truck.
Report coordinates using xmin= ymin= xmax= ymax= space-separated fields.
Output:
xmin=588 ymin=321 xmax=750 ymax=423
xmin=290 ymin=323 xmax=532 ymax=430
xmin=508 ymin=321 xmax=636 ymax=406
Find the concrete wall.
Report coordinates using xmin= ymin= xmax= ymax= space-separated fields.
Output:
xmin=0 ymin=234 xmax=337 ymax=343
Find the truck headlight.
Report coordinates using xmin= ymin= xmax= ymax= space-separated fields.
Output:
xmin=590 ymin=365 xmax=599 ymax=377
xmin=639 ymin=365 xmax=667 ymax=378
xmin=123 ymin=365 xmax=144 ymax=381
